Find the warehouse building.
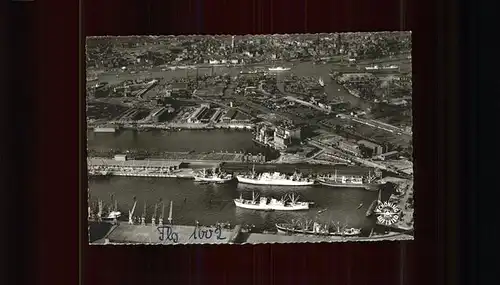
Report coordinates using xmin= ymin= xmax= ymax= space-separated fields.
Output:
xmin=357 ymin=140 xmax=383 ymax=156
xmin=338 ymin=140 xmax=361 ymax=156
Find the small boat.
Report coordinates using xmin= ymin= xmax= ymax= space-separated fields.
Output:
xmin=193 ymin=167 xmax=234 ymax=183
xmin=101 ymin=196 xmax=121 ymax=221
xmin=357 ymin=203 xmax=363 ymax=209
xmin=317 ymin=208 xmax=327 ymax=214
xmin=102 ymin=210 xmax=122 ymax=221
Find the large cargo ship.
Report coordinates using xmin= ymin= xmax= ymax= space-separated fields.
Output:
xmin=193 ymin=168 xmax=234 ymax=183
xmin=276 ymin=220 xmax=361 ymax=236
xmin=234 ymin=192 xmax=311 ymax=211
xmin=317 ymin=170 xmax=383 ymax=190
xmin=236 ymin=166 xmax=315 ymax=186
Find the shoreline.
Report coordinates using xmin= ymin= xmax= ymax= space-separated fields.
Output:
xmin=89 ymin=123 xmax=255 ymax=132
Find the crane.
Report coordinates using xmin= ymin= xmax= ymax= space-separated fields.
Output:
xmin=152 ymin=203 xmax=158 ymax=226
xmin=168 ymin=200 xmax=173 ymax=225
xmin=141 ymin=201 xmax=147 ymax=225
xmin=159 ymin=201 xmax=165 ymax=226
xmin=128 ymin=197 xmax=137 ymax=225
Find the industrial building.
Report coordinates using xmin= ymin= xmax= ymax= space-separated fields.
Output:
xmin=273 ymin=128 xmax=292 ymax=150
xmin=376 ymin=151 xmax=400 ymax=161
xmin=338 ymin=140 xmax=361 ymax=156
xmin=221 ymin=108 xmax=238 ymax=123
xmin=254 ymin=124 xmax=272 ymax=145
xmin=187 ymin=104 xmax=210 ymax=123
xmin=193 ymin=86 xmax=225 ymax=98
xmin=89 ymin=157 xmax=183 ymax=171
xmin=357 ymin=140 xmax=383 ymax=156
xmin=253 ymin=124 xmax=302 ymax=151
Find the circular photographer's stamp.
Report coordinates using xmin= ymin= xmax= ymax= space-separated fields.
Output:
xmin=375 ymin=201 xmax=401 ymax=226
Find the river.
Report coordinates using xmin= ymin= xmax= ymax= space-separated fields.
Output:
xmin=97 ymin=61 xmax=372 ymax=109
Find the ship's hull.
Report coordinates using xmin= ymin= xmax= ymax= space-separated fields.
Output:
xmin=317 ymin=179 xmax=380 ymax=190
xmin=275 ymin=224 xmax=361 ymax=236
xmin=236 ymin=176 xmax=315 ymax=186
xmin=234 ymin=200 xmax=309 ymax=211
xmin=194 ymin=176 xmax=233 ymax=183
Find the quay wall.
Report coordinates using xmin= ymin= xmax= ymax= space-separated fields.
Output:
xmin=87 ymin=151 xmax=247 ymax=163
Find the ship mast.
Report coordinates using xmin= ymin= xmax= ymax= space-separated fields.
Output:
xmin=167 ymin=200 xmax=173 ymax=225
xmin=141 ymin=201 xmax=146 ymax=225
xmin=159 ymin=201 xmax=165 ymax=226
xmin=109 ymin=193 xmax=114 ymax=213
xmin=152 ymin=203 xmax=158 ymax=226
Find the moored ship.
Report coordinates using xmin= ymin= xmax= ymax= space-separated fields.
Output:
xmin=88 ymin=168 xmax=113 ymax=177
xmin=97 ymin=196 xmax=122 ymax=221
xmin=101 ymin=210 xmax=122 ymax=221
xmin=317 ymin=170 xmax=383 ymax=190
xmin=236 ymin=166 xmax=315 ymax=186
xmin=193 ymin=167 xmax=234 ymax=183
xmin=276 ymin=219 xmax=362 ymax=236
xmin=234 ymin=192 xmax=311 ymax=211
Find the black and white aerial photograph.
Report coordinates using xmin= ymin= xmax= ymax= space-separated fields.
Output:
xmin=86 ymin=32 xmax=414 ymax=245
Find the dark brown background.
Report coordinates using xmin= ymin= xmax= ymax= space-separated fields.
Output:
xmin=5 ymin=0 xmax=465 ymax=284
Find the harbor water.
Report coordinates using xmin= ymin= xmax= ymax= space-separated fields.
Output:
xmin=87 ymin=129 xmax=258 ymax=153
xmin=88 ymin=176 xmax=392 ymax=234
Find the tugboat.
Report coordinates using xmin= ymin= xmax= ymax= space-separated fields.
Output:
xmin=193 ymin=167 xmax=234 ymax=183
xmin=234 ymin=192 xmax=312 ymax=211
